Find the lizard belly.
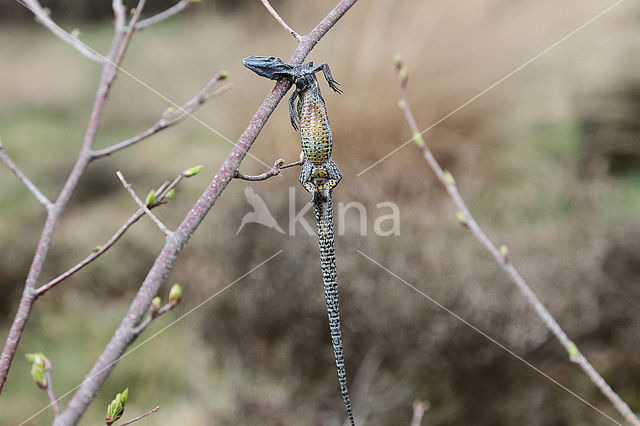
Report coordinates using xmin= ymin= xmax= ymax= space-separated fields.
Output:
xmin=300 ymin=94 xmax=332 ymax=167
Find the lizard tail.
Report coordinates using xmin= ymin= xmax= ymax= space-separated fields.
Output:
xmin=313 ymin=193 xmax=355 ymax=426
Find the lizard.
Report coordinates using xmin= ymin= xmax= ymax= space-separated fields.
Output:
xmin=242 ymin=56 xmax=355 ymax=426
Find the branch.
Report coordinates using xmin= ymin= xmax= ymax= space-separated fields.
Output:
xmin=0 ymin=141 xmax=52 ymax=210
xmin=120 ymin=406 xmax=160 ymax=425
xmin=132 ymin=301 xmax=177 ymax=337
xmin=91 ymin=71 xmax=228 ymax=161
xmin=0 ymin=0 xmax=149 ymax=395
xmin=54 ymin=1 xmax=358 ymax=424
xmin=112 ymin=0 xmax=126 ymax=33
xmin=394 ymin=57 xmax=640 ymax=426
xmin=117 ymin=171 xmax=172 ymax=236
xmin=135 ymin=0 xmax=193 ymax=30
xmin=20 ymin=0 xmax=104 ymax=63
xmin=235 ymin=157 xmax=304 ymax=181
xmin=260 ymin=0 xmax=301 ymax=40
xmin=34 ymin=174 xmax=182 ymax=297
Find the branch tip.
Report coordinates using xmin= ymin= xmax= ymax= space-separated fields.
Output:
xmin=260 ymin=0 xmax=301 ymax=40
xmin=235 ymin=158 xmax=304 ymax=181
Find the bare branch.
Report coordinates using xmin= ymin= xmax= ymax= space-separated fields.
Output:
xmin=117 ymin=171 xmax=172 ymax=236
xmin=394 ymin=57 xmax=640 ymax=426
xmin=235 ymin=158 xmax=304 ymax=181
xmin=0 ymin=141 xmax=52 ymax=210
xmin=36 ymin=170 xmax=185 ymax=295
xmin=35 ymin=172 xmax=185 ymax=296
xmin=260 ymin=0 xmax=301 ymax=40
xmin=19 ymin=0 xmax=104 ymax=63
xmin=54 ymin=2 xmax=358 ymax=423
xmin=120 ymin=406 xmax=160 ymax=426
xmin=0 ymin=0 xmax=150 ymax=392
xmin=136 ymin=0 xmax=193 ymax=30
xmin=91 ymin=72 xmax=229 ymax=161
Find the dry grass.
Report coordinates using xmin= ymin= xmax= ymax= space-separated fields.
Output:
xmin=1 ymin=1 xmax=640 ymax=424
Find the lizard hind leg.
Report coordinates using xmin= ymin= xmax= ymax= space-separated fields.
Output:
xmin=299 ymin=161 xmax=317 ymax=195
xmin=323 ymin=159 xmax=343 ymax=198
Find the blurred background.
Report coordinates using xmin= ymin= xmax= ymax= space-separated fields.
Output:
xmin=1 ymin=0 xmax=640 ymax=424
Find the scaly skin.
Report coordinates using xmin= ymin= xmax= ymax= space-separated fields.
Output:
xmin=243 ymin=56 xmax=354 ymax=426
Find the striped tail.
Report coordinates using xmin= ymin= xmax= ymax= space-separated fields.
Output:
xmin=313 ymin=192 xmax=355 ymax=426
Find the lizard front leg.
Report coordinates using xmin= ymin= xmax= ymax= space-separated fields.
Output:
xmin=314 ymin=63 xmax=343 ymax=94
xmin=288 ymin=88 xmax=301 ymax=131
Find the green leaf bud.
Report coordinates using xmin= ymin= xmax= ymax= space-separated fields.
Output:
xmin=499 ymin=244 xmax=509 ymax=263
xmin=169 ymin=283 xmax=182 ymax=305
xmin=183 ymin=165 xmax=203 ymax=177
xmin=106 ymin=388 xmax=128 ymax=425
xmin=145 ymin=190 xmax=156 ymax=206
xmin=442 ymin=170 xmax=455 ymax=185
xmin=456 ymin=211 xmax=468 ymax=227
xmin=25 ymin=353 xmax=49 ymax=389
xmin=412 ymin=132 xmax=425 ymax=148
xmin=568 ymin=342 xmax=579 ymax=362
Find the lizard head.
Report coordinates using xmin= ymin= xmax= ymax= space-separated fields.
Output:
xmin=242 ymin=56 xmax=295 ymax=81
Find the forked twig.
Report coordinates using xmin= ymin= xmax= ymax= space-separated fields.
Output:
xmin=394 ymin=57 xmax=640 ymax=426
xmin=117 ymin=171 xmax=172 ymax=236
xmin=235 ymin=158 xmax=304 ymax=181
xmin=260 ymin=0 xmax=301 ymax=40
xmin=0 ymin=142 xmax=52 ymax=210
xmin=34 ymin=174 xmax=183 ymax=296
xmin=132 ymin=302 xmax=176 ymax=336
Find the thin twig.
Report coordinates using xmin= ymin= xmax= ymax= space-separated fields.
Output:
xmin=120 ymin=406 xmax=160 ymax=425
xmin=19 ymin=0 xmax=104 ymax=63
xmin=91 ymin=72 xmax=229 ymax=161
xmin=43 ymin=367 xmax=60 ymax=416
xmin=116 ymin=171 xmax=172 ymax=236
xmin=132 ymin=302 xmax=176 ymax=337
xmin=54 ymin=2 xmax=358 ymax=424
xmin=235 ymin=158 xmax=304 ymax=181
xmin=136 ymin=0 xmax=193 ymax=30
xmin=410 ymin=401 xmax=428 ymax=426
xmin=260 ymin=0 xmax=301 ymax=40
xmin=112 ymin=0 xmax=126 ymax=33
xmin=34 ymin=169 xmax=181 ymax=296
xmin=35 ymin=210 xmax=146 ymax=297
xmin=35 ymin=172 xmax=181 ymax=297
xmin=0 ymin=142 xmax=52 ymax=210
xmin=395 ymin=57 xmax=640 ymax=426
